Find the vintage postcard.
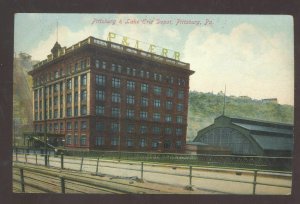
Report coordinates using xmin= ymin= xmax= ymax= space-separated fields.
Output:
xmin=13 ymin=13 xmax=294 ymax=195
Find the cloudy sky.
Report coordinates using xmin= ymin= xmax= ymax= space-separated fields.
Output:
xmin=14 ymin=14 xmax=294 ymax=105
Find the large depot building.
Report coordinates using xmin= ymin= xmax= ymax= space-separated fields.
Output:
xmin=28 ymin=35 xmax=194 ymax=152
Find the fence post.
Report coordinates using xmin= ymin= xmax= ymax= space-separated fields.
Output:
xmin=60 ymin=177 xmax=65 ymax=193
xmin=141 ymin=162 xmax=144 ymax=181
xmin=25 ymin=153 xmax=27 ymax=163
xmin=189 ymin=165 xmax=192 ymax=187
xmin=47 ymin=155 xmax=50 ymax=166
xmin=44 ymin=154 xmax=48 ymax=166
xmin=20 ymin=168 xmax=25 ymax=192
xmin=35 ymin=153 xmax=38 ymax=165
xmin=61 ymin=152 xmax=64 ymax=169
xmin=252 ymin=170 xmax=258 ymax=195
xmin=80 ymin=157 xmax=84 ymax=171
xmin=15 ymin=148 xmax=18 ymax=162
xmin=96 ymin=157 xmax=100 ymax=174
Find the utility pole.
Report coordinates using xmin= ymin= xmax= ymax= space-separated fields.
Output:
xmin=222 ymin=84 xmax=226 ymax=116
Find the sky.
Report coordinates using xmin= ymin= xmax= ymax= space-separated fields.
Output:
xmin=14 ymin=14 xmax=294 ymax=105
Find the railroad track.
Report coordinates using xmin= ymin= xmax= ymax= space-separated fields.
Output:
xmin=13 ymin=163 xmax=175 ymax=194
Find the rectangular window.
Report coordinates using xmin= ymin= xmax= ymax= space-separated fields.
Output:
xmin=67 ymin=94 xmax=72 ymax=104
xmin=54 ymin=83 xmax=58 ymax=93
xmin=153 ymin=86 xmax=161 ymax=95
xmin=166 ymin=101 xmax=173 ymax=110
xmin=74 ymin=92 xmax=78 ymax=103
xmin=127 ymin=139 xmax=134 ymax=147
xmin=152 ymin=126 xmax=160 ymax=134
xmin=80 ymin=135 xmax=87 ymax=146
xmin=126 ymin=109 xmax=135 ymax=119
xmin=126 ymin=95 xmax=135 ymax=105
xmin=54 ymin=123 xmax=58 ymax=131
xmin=176 ymin=141 xmax=182 ymax=149
xmin=141 ymin=97 xmax=148 ymax=107
xmin=176 ymin=128 xmax=183 ymax=136
xmin=165 ymin=115 xmax=172 ymax=122
xmin=74 ymin=63 xmax=78 ymax=72
xmin=74 ymin=76 xmax=78 ymax=88
xmin=140 ymin=111 xmax=148 ymax=120
xmin=95 ymin=59 xmax=100 ymax=68
xmin=74 ymin=122 xmax=78 ymax=130
xmin=166 ymin=88 xmax=173 ymax=97
xmin=177 ymin=104 xmax=184 ymax=111
xmin=178 ymin=90 xmax=184 ymax=99
xmin=66 ymin=135 xmax=72 ymax=145
xmin=96 ymin=90 xmax=105 ymax=101
xmin=176 ymin=116 xmax=183 ymax=123
xmin=153 ymin=113 xmax=161 ymax=122
xmin=81 ymin=59 xmax=87 ymax=69
xmin=152 ymin=140 xmax=159 ymax=149
xmin=140 ymin=70 xmax=144 ymax=78
xmin=96 ymin=106 xmax=105 ymax=115
xmin=111 ymin=63 xmax=116 ymax=72
xmin=81 ymin=121 xmax=87 ymax=130
xmin=60 ymin=122 xmax=64 ymax=130
xmin=126 ymin=67 xmax=131 ymax=75
xmin=81 ymin=90 xmax=87 ymax=101
xmin=112 ymin=107 xmax=120 ymax=117
xmin=74 ymin=135 xmax=78 ymax=145
xmin=67 ymin=122 xmax=72 ymax=130
xmin=96 ymin=122 xmax=105 ymax=131
xmin=67 ymin=79 xmax=72 ymax=90
xmin=54 ymin=109 xmax=58 ymax=118
xmin=81 ymin=74 xmax=87 ymax=86
xmin=127 ymin=124 xmax=135 ymax=133
xmin=112 ymin=93 xmax=121 ymax=103
xmin=132 ymin=68 xmax=136 ymax=76
xmin=153 ymin=99 xmax=161 ymax=108
xmin=117 ymin=65 xmax=122 ymax=73
xmin=96 ymin=136 xmax=105 ymax=146
xmin=111 ymin=138 xmax=119 ymax=146
xmin=140 ymin=125 xmax=147 ymax=134
xmin=127 ymin=80 xmax=135 ymax=91
xmin=111 ymin=122 xmax=119 ymax=133
xmin=96 ymin=75 xmax=106 ymax=86
xmin=141 ymin=83 xmax=148 ymax=93
xmin=140 ymin=139 xmax=146 ymax=148
xmin=165 ymin=128 xmax=172 ymax=135
xmin=112 ymin=77 xmax=121 ymax=88
xmin=81 ymin=105 xmax=87 ymax=115
xmin=164 ymin=141 xmax=171 ymax=149
xmin=74 ymin=106 xmax=78 ymax=116
xmin=54 ymin=96 xmax=58 ymax=105
xmin=66 ymin=107 xmax=72 ymax=117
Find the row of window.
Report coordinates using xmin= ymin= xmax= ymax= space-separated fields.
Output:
xmin=65 ymin=134 xmax=182 ymax=149
xmin=34 ymin=104 xmax=87 ymax=120
xmin=95 ymin=75 xmax=185 ymax=98
xmin=95 ymin=59 xmax=187 ymax=86
xmin=95 ymin=106 xmax=184 ymax=122
xmin=34 ymin=59 xmax=89 ymax=86
xmin=34 ymin=120 xmax=88 ymax=132
xmin=96 ymin=122 xmax=184 ymax=135
xmin=34 ymin=74 xmax=87 ymax=101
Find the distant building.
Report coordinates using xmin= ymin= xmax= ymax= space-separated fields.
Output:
xmin=261 ymin=98 xmax=278 ymax=104
xmin=28 ymin=36 xmax=194 ymax=152
xmin=193 ymin=115 xmax=293 ymax=156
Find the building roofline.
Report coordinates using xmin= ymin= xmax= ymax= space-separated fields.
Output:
xmin=215 ymin=115 xmax=293 ymax=127
xmin=29 ymin=36 xmax=193 ymax=75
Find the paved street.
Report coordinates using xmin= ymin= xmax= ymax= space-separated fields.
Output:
xmin=13 ymin=154 xmax=292 ymax=194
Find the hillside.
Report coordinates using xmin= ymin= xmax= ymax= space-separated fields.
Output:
xmin=187 ymin=91 xmax=294 ymax=141
xmin=13 ymin=55 xmax=38 ymax=145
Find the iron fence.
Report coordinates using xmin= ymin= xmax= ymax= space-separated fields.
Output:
xmin=13 ymin=151 xmax=292 ymax=194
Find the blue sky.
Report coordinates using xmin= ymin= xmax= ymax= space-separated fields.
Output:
xmin=15 ymin=14 xmax=294 ymax=105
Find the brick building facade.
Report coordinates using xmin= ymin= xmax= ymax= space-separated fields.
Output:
xmin=28 ymin=36 xmax=194 ymax=152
